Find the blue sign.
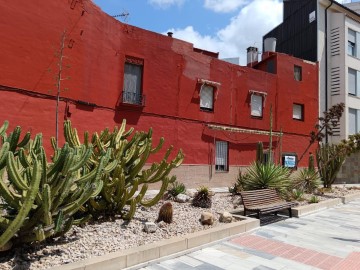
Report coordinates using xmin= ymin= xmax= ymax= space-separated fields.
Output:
xmin=284 ymin=156 xmax=296 ymax=168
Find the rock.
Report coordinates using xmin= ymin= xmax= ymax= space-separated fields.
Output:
xmin=200 ymin=212 xmax=214 ymax=225
xmin=157 ymin=221 xmax=166 ymax=228
xmin=186 ymin=190 xmax=196 ymax=197
xmin=232 ymin=197 xmax=242 ymax=206
xmin=219 ymin=211 xmax=233 ymax=223
xmin=175 ymin=194 xmax=189 ymax=203
xmin=143 ymin=222 xmax=157 ymax=233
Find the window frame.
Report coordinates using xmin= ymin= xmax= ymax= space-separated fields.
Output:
xmin=250 ymin=93 xmax=263 ymax=118
xmin=215 ymin=140 xmax=229 ymax=172
xmin=293 ymin=103 xmax=304 ymax=121
xmin=122 ymin=56 xmax=144 ymax=106
xmin=294 ymin=65 xmax=302 ymax=81
xmin=349 ymin=108 xmax=358 ymax=135
xmin=348 ymin=67 xmax=357 ymax=96
xmin=348 ymin=29 xmax=356 ymax=57
xmin=200 ymin=84 xmax=214 ymax=111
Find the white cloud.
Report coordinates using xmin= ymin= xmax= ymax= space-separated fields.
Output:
xmin=167 ymin=0 xmax=282 ymax=65
xmin=148 ymin=0 xmax=185 ymax=8
xmin=203 ymin=0 xmax=250 ymax=13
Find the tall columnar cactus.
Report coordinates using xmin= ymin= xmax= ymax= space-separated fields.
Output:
xmin=308 ymin=153 xmax=315 ymax=172
xmin=0 ymin=126 xmax=109 ymax=250
xmin=316 ymin=143 xmax=346 ymax=188
xmin=63 ymin=120 xmax=184 ymax=220
xmin=256 ymin=141 xmax=263 ymax=164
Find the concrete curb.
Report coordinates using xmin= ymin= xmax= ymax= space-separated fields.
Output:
xmin=50 ymin=217 xmax=259 ymax=270
xmin=292 ymin=192 xmax=360 ymax=217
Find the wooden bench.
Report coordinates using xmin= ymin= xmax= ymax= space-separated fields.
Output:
xmin=239 ymin=189 xmax=296 ymax=219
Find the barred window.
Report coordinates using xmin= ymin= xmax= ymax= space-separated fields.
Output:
xmin=215 ymin=141 xmax=228 ymax=172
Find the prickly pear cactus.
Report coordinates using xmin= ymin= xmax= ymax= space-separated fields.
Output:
xmin=63 ymin=120 xmax=184 ymax=220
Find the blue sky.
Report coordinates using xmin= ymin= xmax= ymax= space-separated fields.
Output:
xmin=93 ymin=0 xmax=352 ymax=65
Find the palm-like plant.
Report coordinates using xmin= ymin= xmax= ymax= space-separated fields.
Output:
xmin=291 ymin=168 xmax=322 ymax=193
xmin=242 ymin=162 xmax=291 ymax=194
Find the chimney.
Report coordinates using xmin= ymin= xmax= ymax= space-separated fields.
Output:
xmin=264 ymin=37 xmax=277 ymax=52
xmin=167 ymin=32 xmax=173 ymax=37
xmin=246 ymin=47 xmax=258 ymax=66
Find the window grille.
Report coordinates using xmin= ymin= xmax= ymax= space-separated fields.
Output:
xmin=215 ymin=141 xmax=228 ymax=172
xmin=123 ymin=60 xmax=143 ymax=105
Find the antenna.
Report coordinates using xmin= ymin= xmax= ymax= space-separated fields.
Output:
xmin=112 ymin=11 xmax=129 ymax=23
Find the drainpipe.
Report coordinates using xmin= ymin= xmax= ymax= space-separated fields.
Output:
xmin=325 ymin=0 xmax=334 ymax=144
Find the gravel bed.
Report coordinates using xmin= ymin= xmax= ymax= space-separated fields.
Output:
xmin=1 ymin=187 xmax=359 ymax=270
xmin=0 ymin=193 xmax=236 ymax=270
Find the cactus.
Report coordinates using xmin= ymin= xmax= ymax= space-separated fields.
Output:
xmin=157 ymin=202 xmax=173 ymax=223
xmin=308 ymin=153 xmax=315 ymax=172
xmin=0 ymin=124 xmax=109 ymax=249
xmin=192 ymin=186 xmax=212 ymax=208
xmin=316 ymin=143 xmax=346 ymax=188
xmin=63 ymin=120 xmax=184 ymax=220
xmin=256 ymin=141 xmax=263 ymax=164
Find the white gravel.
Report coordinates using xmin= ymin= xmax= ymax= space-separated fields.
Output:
xmin=0 ymin=193 xmax=237 ymax=270
xmin=1 ymin=187 xmax=359 ymax=270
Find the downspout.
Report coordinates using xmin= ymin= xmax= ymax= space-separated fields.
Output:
xmin=325 ymin=0 xmax=334 ymax=143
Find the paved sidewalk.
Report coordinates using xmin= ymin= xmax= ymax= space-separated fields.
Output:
xmin=136 ymin=199 xmax=360 ymax=270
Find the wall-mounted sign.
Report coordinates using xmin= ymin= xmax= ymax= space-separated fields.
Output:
xmin=284 ymin=155 xmax=296 ymax=168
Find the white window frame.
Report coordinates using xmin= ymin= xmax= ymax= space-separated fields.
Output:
xmin=348 ymin=108 xmax=360 ymax=135
xmin=251 ymin=94 xmax=263 ymax=117
xmin=215 ymin=141 xmax=228 ymax=172
xmin=348 ymin=29 xmax=356 ymax=57
xmin=293 ymin=103 xmax=304 ymax=121
xmin=200 ymin=84 xmax=214 ymax=111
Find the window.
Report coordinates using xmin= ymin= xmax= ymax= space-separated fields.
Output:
xmin=348 ymin=29 xmax=356 ymax=57
xmin=123 ymin=57 xmax=144 ymax=105
xmin=294 ymin=65 xmax=302 ymax=81
xmin=293 ymin=103 xmax=304 ymax=120
xmin=200 ymin=85 xmax=214 ymax=111
xmin=251 ymin=94 xmax=263 ymax=117
xmin=348 ymin=68 xmax=360 ymax=96
xmin=215 ymin=141 xmax=228 ymax=172
xmin=349 ymin=108 xmax=358 ymax=135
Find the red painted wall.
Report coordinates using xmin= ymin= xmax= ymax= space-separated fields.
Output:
xmin=0 ymin=0 xmax=318 ymax=168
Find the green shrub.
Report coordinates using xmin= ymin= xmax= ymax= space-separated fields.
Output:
xmin=308 ymin=195 xmax=319 ymax=204
xmin=291 ymin=189 xmax=304 ymax=201
xmin=291 ymin=168 xmax=322 ymax=193
xmin=192 ymin=186 xmax=212 ymax=208
xmin=241 ymin=162 xmax=291 ymax=195
xmin=167 ymin=180 xmax=186 ymax=199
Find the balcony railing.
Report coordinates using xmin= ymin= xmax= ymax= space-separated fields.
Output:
xmin=122 ymin=91 xmax=145 ymax=106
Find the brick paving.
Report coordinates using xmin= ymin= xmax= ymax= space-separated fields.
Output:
xmin=135 ymin=199 xmax=360 ymax=270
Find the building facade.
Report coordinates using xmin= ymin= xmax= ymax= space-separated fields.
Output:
xmin=264 ymin=0 xmax=360 ymax=143
xmin=0 ymin=0 xmax=318 ymax=187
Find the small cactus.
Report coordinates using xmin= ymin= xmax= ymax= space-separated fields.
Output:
xmin=157 ymin=202 xmax=173 ymax=224
xmin=192 ymin=186 xmax=212 ymax=208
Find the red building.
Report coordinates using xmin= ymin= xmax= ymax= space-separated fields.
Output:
xmin=0 ymin=0 xmax=318 ymax=187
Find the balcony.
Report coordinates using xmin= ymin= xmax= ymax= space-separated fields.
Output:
xmin=122 ymin=91 xmax=145 ymax=106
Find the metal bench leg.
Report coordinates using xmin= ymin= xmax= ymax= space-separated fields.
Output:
xmin=288 ymin=208 xmax=292 ymax=218
xmin=257 ymin=211 xmax=260 ymax=219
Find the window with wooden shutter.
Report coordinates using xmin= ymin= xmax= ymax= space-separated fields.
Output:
xmin=293 ymin=104 xmax=304 ymax=121
xmin=200 ymin=85 xmax=214 ymax=111
xmin=251 ymin=94 xmax=263 ymax=117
